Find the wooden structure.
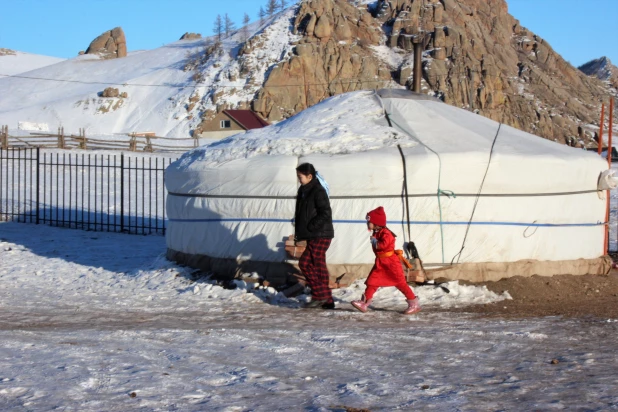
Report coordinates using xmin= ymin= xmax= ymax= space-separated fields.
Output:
xmin=0 ymin=126 xmax=207 ymax=153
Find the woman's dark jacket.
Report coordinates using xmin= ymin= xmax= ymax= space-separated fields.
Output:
xmin=294 ymin=178 xmax=335 ymax=241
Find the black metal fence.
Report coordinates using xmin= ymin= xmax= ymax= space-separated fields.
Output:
xmin=0 ymin=148 xmax=178 ymax=235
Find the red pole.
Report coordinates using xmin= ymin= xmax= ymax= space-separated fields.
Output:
xmin=600 ymin=102 xmax=607 ymax=254
xmin=606 ymin=98 xmax=614 ymax=255
xmin=606 ymin=191 xmax=610 ymax=256
xmin=609 ymin=97 xmax=614 ymax=256
xmin=607 ymin=100 xmax=613 ymax=165
xmin=598 ymin=103 xmax=605 ymax=155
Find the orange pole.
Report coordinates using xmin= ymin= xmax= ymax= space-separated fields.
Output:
xmin=598 ymin=103 xmax=605 ymax=155
xmin=600 ymin=102 xmax=607 ymax=254
xmin=606 ymin=194 xmax=610 ymax=255
xmin=609 ymin=97 xmax=614 ymax=255
xmin=608 ymin=97 xmax=614 ymax=160
xmin=606 ymin=98 xmax=614 ymax=255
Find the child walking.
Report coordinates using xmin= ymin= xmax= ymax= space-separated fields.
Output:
xmin=351 ymin=206 xmax=421 ymax=315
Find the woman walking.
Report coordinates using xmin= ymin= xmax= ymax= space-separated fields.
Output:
xmin=294 ymin=163 xmax=335 ymax=309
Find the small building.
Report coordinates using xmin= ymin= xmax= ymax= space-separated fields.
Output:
xmin=198 ymin=110 xmax=269 ymax=139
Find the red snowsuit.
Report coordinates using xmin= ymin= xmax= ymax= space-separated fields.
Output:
xmin=364 ymin=227 xmax=416 ymax=301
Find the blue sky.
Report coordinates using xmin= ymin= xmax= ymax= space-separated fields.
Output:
xmin=0 ymin=0 xmax=616 ymax=67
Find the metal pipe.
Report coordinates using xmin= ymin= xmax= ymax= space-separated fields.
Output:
xmin=412 ymin=40 xmax=423 ymax=93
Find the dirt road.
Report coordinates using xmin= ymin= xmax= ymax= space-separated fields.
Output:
xmin=444 ymin=270 xmax=618 ymax=319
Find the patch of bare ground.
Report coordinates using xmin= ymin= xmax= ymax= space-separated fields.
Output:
xmin=439 ymin=270 xmax=618 ymax=319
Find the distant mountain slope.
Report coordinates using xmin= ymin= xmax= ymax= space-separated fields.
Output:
xmin=0 ymin=49 xmax=65 ymax=75
xmin=579 ymin=56 xmax=618 ymax=91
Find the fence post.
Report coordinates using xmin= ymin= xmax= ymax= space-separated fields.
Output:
xmin=1 ymin=125 xmax=7 ymax=149
xmin=120 ymin=153 xmax=125 ymax=232
xmin=58 ymin=127 xmax=65 ymax=149
xmin=36 ymin=147 xmax=40 ymax=224
xmin=194 ymin=136 xmax=199 ymax=148
xmin=145 ymin=136 xmax=153 ymax=153
xmin=79 ymin=128 xmax=87 ymax=150
xmin=130 ymin=136 xmax=137 ymax=151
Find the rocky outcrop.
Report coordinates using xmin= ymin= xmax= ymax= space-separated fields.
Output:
xmin=246 ymin=0 xmax=610 ymax=146
xmin=0 ymin=48 xmax=16 ymax=56
xmin=252 ymin=0 xmax=389 ymax=121
xmin=187 ymin=0 xmax=609 ymax=145
xmin=85 ymin=27 xmax=127 ymax=59
xmin=101 ymin=87 xmax=119 ymax=98
xmin=100 ymin=87 xmax=128 ymax=98
xmin=180 ymin=32 xmax=202 ymax=40
xmin=371 ymin=0 xmax=606 ymax=145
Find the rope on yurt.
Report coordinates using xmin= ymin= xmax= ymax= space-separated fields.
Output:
xmin=397 ymin=144 xmax=413 ymax=257
xmin=374 ymin=90 xmax=451 ymax=263
xmin=450 ymin=123 xmax=503 ymax=265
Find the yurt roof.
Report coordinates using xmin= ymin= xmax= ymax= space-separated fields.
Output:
xmin=175 ymin=89 xmax=601 ymax=167
xmin=168 ymin=90 xmax=605 ymax=197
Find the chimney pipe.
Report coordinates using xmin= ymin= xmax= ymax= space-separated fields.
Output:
xmin=412 ymin=38 xmax=423 ymax=93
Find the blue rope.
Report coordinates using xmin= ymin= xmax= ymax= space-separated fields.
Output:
xmin=167 ymin=217 xmax=604 ymax=227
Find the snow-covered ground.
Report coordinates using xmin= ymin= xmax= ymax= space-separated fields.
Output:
xmin=0 ymin=50 xmax=65 ymax=76
xmin=1 ymin=222 xmax=617 ymax=410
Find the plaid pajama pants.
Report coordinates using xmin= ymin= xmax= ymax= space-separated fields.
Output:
xmin=299 ymin=237 xmax=333 ymax=303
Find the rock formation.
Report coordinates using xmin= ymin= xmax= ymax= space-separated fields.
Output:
xmin=579 ymin=57 xmax=618 ymax=91
xmin=186 ymin=0 xmax=611 ymax=146
xmin=245 ymin=0 xmax=609 ymax=146
xmin=85 ymin=27 xmax=127 ymax=59
xmin=251 ymin=0 xmax=390 ymax=122
xmin=371 ymin=0 xmax=606 ymax=145
xmin=180 ymin=32 xmax=202 ymax=40
xmin=100 ymin=87 xmax=128 ymax=98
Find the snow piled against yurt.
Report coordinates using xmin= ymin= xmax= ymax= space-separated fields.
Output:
xmin=165 ymin=90 xmax=611 ymax=284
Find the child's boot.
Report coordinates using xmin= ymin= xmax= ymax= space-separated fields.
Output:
xmin=403 ymin=298 xmax=421 ymax=315
xmin=351 ymin=296 xmax=372 ymax=313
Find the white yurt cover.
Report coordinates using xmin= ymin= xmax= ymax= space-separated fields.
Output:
xmin=165 ymin=90 xmax=609 ymax=280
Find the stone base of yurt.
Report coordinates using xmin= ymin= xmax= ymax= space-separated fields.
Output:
xmin=426 ymin=256 xmax=612 ymax=283
xmin=167 ymin=248 xmax=612 ymax=287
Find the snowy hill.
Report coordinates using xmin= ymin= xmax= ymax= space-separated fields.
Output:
xmin=0 ymin=48 xmax=65 ymax=76
xmin=0 ymin=11 xmax=296 ymax=137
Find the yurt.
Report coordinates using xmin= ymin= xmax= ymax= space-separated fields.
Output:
xmin=165 ymin=90 xmax=611 ymax=284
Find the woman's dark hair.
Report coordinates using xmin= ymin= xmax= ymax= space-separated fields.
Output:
xmin=296 ymin=163 xmax=316 ymax=177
